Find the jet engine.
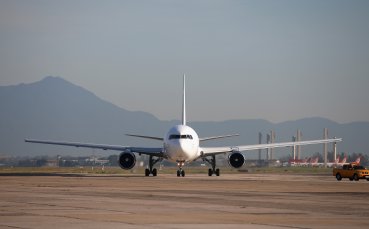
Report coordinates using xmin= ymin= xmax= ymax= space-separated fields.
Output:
xmin=118 ymin=152 xmax=136 ymax=170
xmin=228 ymin=151 xmax=245 ymax=168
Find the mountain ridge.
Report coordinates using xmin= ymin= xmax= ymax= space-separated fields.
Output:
xmin=0 ymin=76 xmax=368 ymax=157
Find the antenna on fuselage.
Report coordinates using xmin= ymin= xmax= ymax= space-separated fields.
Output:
xmin=182 ymin=74 xmax=186 ymax=126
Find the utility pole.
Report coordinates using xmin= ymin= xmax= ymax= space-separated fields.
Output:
xmin=333 ymin=139 xmax=337 ymax=164
xmin=258 ymin=132 xmax=262 ymax=163
xmin=266 ymin=134 xmax=271 ymax=161
xmin=292 ymin=136 xmax=296 ymax=160
xmin=297 ymin=130 xmax=302 ymax=160
xmin=270 ymin=130 xmax=275 ymax=160
xmin=323 ymin=128 xmax=328 ymax=168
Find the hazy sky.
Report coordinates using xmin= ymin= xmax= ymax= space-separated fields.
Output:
xmin=1 ymin=0 xmax=369 ymax=123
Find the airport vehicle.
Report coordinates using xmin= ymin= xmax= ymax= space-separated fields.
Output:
xmin=333 ymin=163 xmax=369 ymax=181
xmin=25 ymin=75 xmax=342 ymax=177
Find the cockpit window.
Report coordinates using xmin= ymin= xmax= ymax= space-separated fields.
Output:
xmin=169 ymin=135 xmax=193 ymax=140
xmin=169 ymin=135 xmax=180 ymax=140
xmin=182 ymin=135 xmax=193 ymax=139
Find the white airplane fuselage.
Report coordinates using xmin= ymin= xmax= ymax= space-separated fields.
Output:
xmin=164 ymin=125 xmax=200 ymax=163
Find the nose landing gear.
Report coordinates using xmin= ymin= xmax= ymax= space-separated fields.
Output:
xmin=177 ymin=161 xmax=185 ymax=177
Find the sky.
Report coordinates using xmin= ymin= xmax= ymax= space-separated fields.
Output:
xmin=1 ymin=0 xmax=369 ymax=123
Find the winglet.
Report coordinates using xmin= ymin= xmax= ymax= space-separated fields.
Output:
xmin=182 ymin=74 xmax=186 ymax=126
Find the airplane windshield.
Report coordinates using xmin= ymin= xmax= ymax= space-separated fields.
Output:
xmin=169 ymin=135 xmax=193 ymax=140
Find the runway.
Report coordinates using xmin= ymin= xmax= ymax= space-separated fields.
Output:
xmin=1 ymin=173 xmax=369 ymax=229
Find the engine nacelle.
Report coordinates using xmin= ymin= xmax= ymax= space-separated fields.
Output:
xmin=118 ymin=152 xmax=136 ymax=170
xmin=228 ymin=151 xmax=245 ymax=168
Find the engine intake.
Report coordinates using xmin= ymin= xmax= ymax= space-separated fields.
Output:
xmin=228 ymin=151 xmax=245 ymax=168
xmin=118 ymin=152 xmax=136 ymax=170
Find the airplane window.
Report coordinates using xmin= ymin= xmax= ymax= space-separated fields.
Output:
xmin=169 ymin=135 xmax=180 ymax=140
xmin=169 ymin=135 xmax=193 ymax=140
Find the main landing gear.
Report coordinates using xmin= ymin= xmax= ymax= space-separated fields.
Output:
xmin=177 ymin=161 xmax=185 ymax=177
xmin=203 ymin=155 xmax=220 ymax=176
xmin=145 ymin=155 xmax=161 ymax=177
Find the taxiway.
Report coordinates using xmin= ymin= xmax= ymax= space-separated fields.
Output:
xmin=1 ymin=173 xmax=368 ymax=229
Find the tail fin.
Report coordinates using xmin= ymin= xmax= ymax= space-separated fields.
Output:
xmin=182 ymin=74 xmax=186 ymax=126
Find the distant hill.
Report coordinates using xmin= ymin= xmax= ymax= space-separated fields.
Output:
xmin=0 ymin=76 xmax=165 ymax=156
xmin=0 ymin=76 xmax=368 ymax=158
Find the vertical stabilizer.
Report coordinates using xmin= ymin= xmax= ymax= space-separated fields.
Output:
xmin=182 ymin=74 xmax=186 ymax=126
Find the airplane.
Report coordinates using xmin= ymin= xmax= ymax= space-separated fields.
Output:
xmin=289 ymin=157 xmax=319 ymax=167
xmin=288 ymin=157 xmax=309 ymax=166
xmin=326 ymin=156 xmax=341 ymax=167
xmin=306 ymin=157 xmax=319 ymax=166
xmin=354 ymin=156 xmax=361 ymax=164
xmin=333 ymin=155 xmax=347 ymax=166
xmin=25 ymin=75 xmax=342 ymax=177
xmin=339 ymin=155 xmax=348 ymax=164
xmin=326 ymin=155 xmax=361 ymax=167
xmin=307 ymin=155 xmax=360 ymax=167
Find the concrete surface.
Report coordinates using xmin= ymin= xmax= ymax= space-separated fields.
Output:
xmin=1 ymin=173 xmax=369 ymax=229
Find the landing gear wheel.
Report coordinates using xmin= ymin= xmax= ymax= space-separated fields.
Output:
xmin=145 ymin=169 xmax=150 ymax=177
xmin=177 ymin=169 xmax=185 ymax=177
xmin=353 ymin=174 xmax=359 ymax=181
xmin=215 ymin=168 xmax=220 ymax=176
xmin=203 ymin=155 xmax=219 ymax=177
xmin=152 ymin=168 xmax=157 ymax=177
xmin=145 ymin=155 xmax=162 ymax=177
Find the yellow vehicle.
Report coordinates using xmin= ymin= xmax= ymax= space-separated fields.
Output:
xmin=333 ymin=163 xmax=369 ymax=181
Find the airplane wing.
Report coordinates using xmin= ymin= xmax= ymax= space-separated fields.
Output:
xmin=199 ymin=134 xmax=239 ymax=142
xmin=126 ymin=134 xmax=163 ymax=141
xmin=24 ymin=139 xmax=164 ymax=157
xmin=200 ymin=138 xmax=342 ymax=156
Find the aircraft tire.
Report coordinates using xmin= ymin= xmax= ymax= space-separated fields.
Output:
xmin=145 ymin=169 xmax=150 ymax=177
xmin=208 ymin=169 xmax=213 ymax=176
xmin=152 ymin=168 xmax=157 ymax=177
xmin=353 ymin=174 xmax=359 ymax=181
xmin=215 ymin=168 xmax=220 ymax=176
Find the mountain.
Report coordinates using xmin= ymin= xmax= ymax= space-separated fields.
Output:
xmin=0 ymin=76 xmax=166 ymax=156
xmin=0 ymin=76 xmax=368 ymax=158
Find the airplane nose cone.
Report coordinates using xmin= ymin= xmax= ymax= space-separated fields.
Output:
xmin=179 ymin=141 xmax=192 ymax=156
xmin=168 ymin=140 xmax=191 ymax=159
